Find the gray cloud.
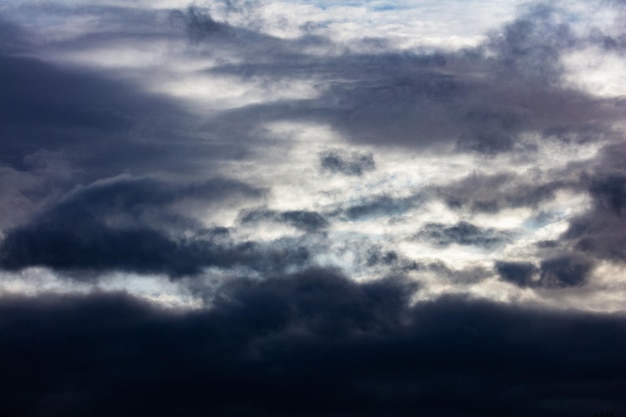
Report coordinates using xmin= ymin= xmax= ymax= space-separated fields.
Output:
xmin=0 ymin=218 xmax=312 ymax=278
xmin=240 ymin=208 xmax=329 ymax=232
xmin=320 ymin=149 xmax=375 ymax=176
xmin=339 ymin=193 xmax=425 ymax=221
xmin=1 ymin=2 xmax=625 ymax=415
xmin=183 ymin=5 xmax=623 ymax=156
xmin=416 ymin=222 xmax=513 ymax=249
xmin=538 ymin=255 xmax=593 ymax=288
xmin=435 ymin=172 xmax=576 ymax=213
xmin=0 ymin=176 xmax=317 ymax=277
xmin=561 ymin=144 xmax=626 ymax=262
xmin=0 ymin=1 xmax=623 ymax=286
xmin=495 ymin=261 xmax=538 ymax=287
xmin=496 ymin=256 xmax=593 ymax=289
xmin=0 ymin=49 xmax=242 ymax=210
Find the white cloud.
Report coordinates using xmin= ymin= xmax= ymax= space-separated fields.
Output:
xmin=562 ymin=47 xmax=626 ymax=98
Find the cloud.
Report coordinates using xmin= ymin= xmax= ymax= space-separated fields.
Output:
xmin=0 ymin=18 xmax=277 ymax=233
xmin=240 ymin=208 xmax=329 ymax=232
xmin=0 ymin=47 xmax=255 ymax=240
xmin=0 ymin=2 xmax=626 ymax=414
xmin=1 ymin=272 xmax=626 ymax=416
xmin=416 ymin=222 xmax=513 ymax=248
xmin=538 ymin=255 xmax=592 ymax=288
xmin=182 ymin=4 xmax=623 ymax=157
xmin=0 ymin=176 xmax=319 ymax=277
xmin=0 ymin=0 xmax=623 ymax=293
xmin=496 ymin=256 xmax=593 ymax=289
xmin=561 ymin=143 xmax=626 ymax=262
xmin=435 ymin=171 xmax=576 ymax=213
xmin=319 ymin=149 xmax=375 ymax=176
xmin=0 ymin=219 xmax=312 ymax=278
xmin=495 ymin=261 xmax=538 ymax=287
xmin=339 ymin=193 xmax=424 ymax=221
xmin=589 ymin=174 xmax=626 ymax=216
xmin=173 ymin=6 xmax=234 ymax=41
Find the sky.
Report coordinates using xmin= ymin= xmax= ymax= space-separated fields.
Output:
xmin=0 ymin=0 xmax=625 ymax=416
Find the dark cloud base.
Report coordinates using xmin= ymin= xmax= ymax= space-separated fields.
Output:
xmin=2 ymin=270 xmax=625 ymax=417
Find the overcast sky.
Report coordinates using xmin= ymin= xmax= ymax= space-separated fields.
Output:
xmin=1 ymin=0 xmax=625 ymax=416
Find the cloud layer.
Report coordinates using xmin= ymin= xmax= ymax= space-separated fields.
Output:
xmin=2 ymin=271 xmax=626 ymax=417
xmin=0 ymin=0 xmax=625 ymax=415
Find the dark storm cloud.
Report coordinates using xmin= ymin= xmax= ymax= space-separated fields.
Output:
xmin=1 ymin=222 xmax=200 ymax=276
xmin=0 ymin=38 xmax=274 ymax=273
xmin=0 ymin=52 xmax=191 ymax=172
xmin=2 ymin=271 xmax=626 ymax=417
xmin=588 ymin=174 xmax=626 ymax=217
xmin=495 ymin=261 xmax=538 ymax=287
xmin=417 ymin=222 xmax=513 ymax=248
xmin=0 ymin=18 xmax=31 ymax=53
xmin=496 ymin=256 xmax=593 ymax=289
xmin=0 ymin=176 xmax=316 ymax=277
xmin=240 ymin=208 xmax=329 ymax=232
xmin=0 ymin=46 xmax=260 ymax=249
xmin=0 ymin=218 xmax=311 ymax=277
xmin=0 ymin=13 xmax=263 ymax=216
xmin=319 ymin=149 xmax=375 ymax=176
xmin=538 ymin=255 xmax=593 ymax=288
